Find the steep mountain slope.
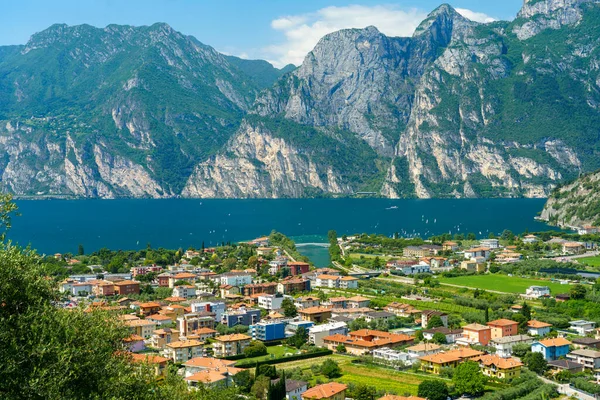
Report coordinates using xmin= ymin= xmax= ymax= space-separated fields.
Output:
xmin=0 ymin=23 xmax=267 ymax=197
xmin=185 ymin=0 xmax=600 ymax=198
xmin=541 ymin=170 xmax=600 ymax=227
xmin=2 ymin=0 xmax=600 ymax=199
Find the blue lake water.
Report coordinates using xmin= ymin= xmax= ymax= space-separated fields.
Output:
xmin=7 ymin=198 xmax=554 ymax=266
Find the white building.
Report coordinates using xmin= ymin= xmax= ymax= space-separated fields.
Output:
xmin=372 ymin=347 xmax=412 ymax=364
xmin=71 ymin=283 xmax=93 ymax=296
xmin=491 ymin=335 xmax=533 ymax=358
xmin=308 ymin=322 xmax=348 ymax=347
xmin=315 ymin=275 xmax=358 ymax=289
xmin=523 ymin=235 xmax=539 ymax=244
xmin=190 ymin=301 xmax=226 ymax=321
xmin=397 ymin=264 xmax=431 ymax=275
xmin=566 ymin=349 xmax=600 ymax=370
xmin=173 ymin=285 xmax=197 ymax=299
xmin=464 ymin=247 xmax=491 ymax=261
xmin=219 ymin=272 xmax=252 ymax=287
xmin=258 ymin=293 xmax=285 ymax=310
xmin=570 ymin=320 xmax=596 ymax=336
xmin=525 ymin=286 xmax=551 ymax=299
xmin=480 ymin=239 xmax=500 ymax=249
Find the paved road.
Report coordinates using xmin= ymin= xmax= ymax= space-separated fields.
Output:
xmin=539 ymin=376 xmax=596 ymax=400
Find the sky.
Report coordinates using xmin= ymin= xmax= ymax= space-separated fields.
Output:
xmin=1 ymin=0 xmax=525 ymax=67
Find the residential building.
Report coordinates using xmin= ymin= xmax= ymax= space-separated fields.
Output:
xmin=491 ymin=335 xmax=533 ymax=358
xmin=183 ymin=357 xmax=237 ymax=377
xmin=487 ymin=319 xmax=519 ymax=339
xmin=125 ymin=319 xmax=157 ymax=339
xmin=302 ymin=382 xmax=347 ymax=400
xmin=480 ymin=239 xmax=500 ymax=249
xmin=163 ymin=339 xmax=204 ymax=362
xmin=396 ymin=264 xmax=431 ymax=275
xmin=314 ymin=275 xmax=358 ymax=289
xmin=287 ymin=262 xmax=310 ymax=276
xmin=527 ymin=320 xmax=552 ymax=337
xmin=523 ymin=235 xmax=539 ymax=244
xmin=294 ymin=296 xmax=321 ymax=309
xmin=323 ymin=330 xmax=413 ymax=356
xmin=147 ymin=313 xmax=174 ymax=326
xmin=308 ymin=322 xmax=348 ymax=346
xmin=150 ymin=328 xmax=180 ymax=349
xmin=572 ymin=337 xmax=600 ymax=350
xmin=420 ymin=348 xmax=484 ymax=374
xmin=258 ymin=293 xmax=285 ymax=310
xmin=177 ymin=312 xmax=216 ymax=336
xmin=186 ymin=327 xmax=218 ymax=342
xmin=185 ymin=368 xmax=239 ymax=387
xmin=532 ymin=338 xmax=572 ymax=361
xmin=384 ymin=302 xmax=421 ymax=318
xmin=403 ymin=246 xmax=429 ymax=258
xmin=113 ymin=280 xmax=141 ymax=295
xmin=286 ymin=320 xmax=315 ymax=335
xmin=299 ymin=307 xmax=333 ymax=323
xmin=421 ymin=310 xmax=448 ymax=329
xmin=212 ymin=334 xmax=252 ymax=357
xmin=562 ymin=242 xmax=585 ymax=255
xmin=566 ymin=349 xmax=600 ymax=370
xmin=138 ymin=302 xmax=161 ymax=316
xmin=363 ymin=311 xmax=396 ymax=324
xmin=250 ymin=320 xmax=286 ymax=341
xmin=460 ymin=260 xmax=486 ymax=273
xmin=569 ymin=320 xmax=596 ymax=336
xmin=173 ymin=285 xmax=197 ymax=299
xmin=93 ymin=281 xmax=116 ymax=296
xmin=130 ymin=353 xmax=170 ymax=376
xmin=442 ymin=241 xmax=459 ymax=251
xmin=220 ymin=272 xmax=252 ymax=287
xmin=222 ymin=308 xmax=261 ymax=327
xmin=547 ymin=359 xmax=584 ymax=374
xmin=422 ymin=327 xmax=463 ymax=344
xmin=243 ymin=282 xmax=278 ymax=296
xmin=326 ymin=297 xmax=347 ymax=309
xmin=473 ymin=355 xmax=523 ymax=380
xmin=124 ymin=334 xmax=146 ymax=353
xmin=458 ymin=323 xmax=491 ymax=346
xmin=271 ymin=379 xmax=308 ymax=400
xmin=372 ymin=348 xmax=411 ymax=364
xmin=191 ymin=301 xmax=226 ymax=321
xmin=72 ymin=282 xmax=93 ymax=296
xmin=169 ymin=272 xmax=197 ymax=288
xmin=278 ymin=277 xmax=311 ymax=294
xmin=406 ymin=343 xmax=441 ymax=360
xmin=464 ymin=247 xmax=491 ymax=260
xmin=347 ymin=296 xmax=370 ymax=309
xmin=525 ymin=286 xmax=551 ymax=299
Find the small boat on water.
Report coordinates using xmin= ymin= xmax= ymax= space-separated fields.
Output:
xmin=386 ymin=206 xmax=398 ymax=210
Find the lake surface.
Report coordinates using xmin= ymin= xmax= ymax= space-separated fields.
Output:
xmin=7 ymin=198 xmax=554 ymax=266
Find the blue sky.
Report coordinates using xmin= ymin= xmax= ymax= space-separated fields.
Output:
xmin=1 ymin=0 xmax=524 ymax=66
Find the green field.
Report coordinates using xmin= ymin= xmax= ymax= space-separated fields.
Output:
xmin=437 ymin=274 xmax=571 ymax=294
xmin=239 ymin=345 xmax=299 ymax=363
xmin=579 ymin=256 xmax=600 ymax=267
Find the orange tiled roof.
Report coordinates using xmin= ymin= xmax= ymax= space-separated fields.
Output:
xmin=215 ymin=334 xmax=251 ymax=342
xmin=420 ymin=348 xmax=484 ymax=364
xmin=166 ymin=339 xmax=203 ymax=348
xmin=528 ymin=320 xmax=552 ymax=328
xmin=300 ymin=306 xmax=332 ymax=315
xmin=538 ymin=338 xmax=571 ymax=347
xmin=474 ymin=354 xmax=523 ymax=370
xmin=183 ymin=357 xmax=236 ymax=368
xmin=463 ymin=323 xmax=491 ymax=331
xmin=487 ymin=319 xmax=518 ymax=327
xmin=303 ymin=383 xmax=347 ymax=400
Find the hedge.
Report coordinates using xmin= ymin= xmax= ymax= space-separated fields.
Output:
xmin=235 ymin=349 xmax=333 ymax=368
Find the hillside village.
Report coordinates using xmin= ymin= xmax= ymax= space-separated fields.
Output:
xmin=50 ymin=230 xmax=600 ymax=400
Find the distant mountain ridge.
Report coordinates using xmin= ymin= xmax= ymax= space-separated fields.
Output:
xmin=1 ymin=0 xmax=600 ymax=198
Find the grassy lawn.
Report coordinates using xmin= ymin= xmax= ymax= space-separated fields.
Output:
xmin=240 ymin=345 xmax=299 ymax=363
xmin=348 ymin=253 xmax=395 ymax=260
xmin=578 ymin=256 xmax=600 ymax=267
xmin=437 ymin=274 xmax=571 ymax=294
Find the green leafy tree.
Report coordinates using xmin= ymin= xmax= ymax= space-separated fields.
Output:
xmin=0 ymin=194 xmax=18 ymax=241
xmin=244 ymin=341 xmax=268 ymax=358
xmin=320 ymin=359 xmax=342 ymax=378
xmin=512 ymin=343 xmax=532 ymax=358
xmin=569 ymin=284 xmax=587 ymax=300
xmin=257 ymin=364 xmax=278 ymax=379
xmin=281 ymin=298 xmax=298 ymax=318
xmin=288 ymin=326 xmax=308 ymax=348
xmin=351 ymin=384 xmax=376 ymax=400
xmin=418 ymin=380 xmax=449 ymax=400
xmin=336 ymin=344 xmax=347 ymax=353
xmin=427 ymin=315 xmax=445 ymax=329
xmin=453 ymin=361 xmax=487 ymax=396
xmin=521 ymin=302 xmax=532 ymax=321
xmin=524 ymin=352 xmax=548 ymax=374
xmin=77 ymin=244 xmax=84 ymax=256
xmin=431 ymin=332 xmax=447 ymax=344
xmin=414 ymin=330 xmax=425 ymax=342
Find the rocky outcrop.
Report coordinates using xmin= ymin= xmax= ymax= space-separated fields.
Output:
xmin=541 ymin=170 xmax=600 ymax=227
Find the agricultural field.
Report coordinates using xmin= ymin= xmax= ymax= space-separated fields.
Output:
xmin=437 ymin=274 xmax=570 ymax=294
xmin=578 ymin=255 xmax=600 ymax=267
xmin=238 ymin=345 xmax=299 ymax=364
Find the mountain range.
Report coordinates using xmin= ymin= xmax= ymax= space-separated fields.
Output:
xmin=1 ymin=0 xmax=600 ymax=199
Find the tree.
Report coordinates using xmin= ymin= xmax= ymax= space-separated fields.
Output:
xmin=281 ymin=298 xmax=298 ymax=318
xmin=320 ymin=359 xmax=342 ymax=378
xmin=0 ymin=194 xmax=18 ymax=241
xmin=252 ymin=375 xmax=271 ymax=400
xmin=521 ymin=302 xmax=531 ymax=321
xmin=244 ymin=341 xmax=268 ymax=358
xmin=336 ymin=344 xmax=347 ymax=353
xmin=351 ymin=384 xmax=376 ymax=400
xmin=418 ymin=380 xmax=449 ymax=400
xmin=77 ymin=244 xmax=84 ymax=256
xmin=414 ymin=330 xmax=425 ymax=342
xmin=288 ymin=327 xmax=307 ymax=349
xmin=248 ymin=255 xmax=259 ymax=269
xmin=431 ymin=332 xmax=447 ymax=344
xmin=453 ymin=361 xmax=487 ymax=396
xmin=427 ymin=315 xmax=445 ymax=329
xmin=223 ymin=257 xmax=238 ymax=270
xmin=524 ymin=352 xmax=548 ymax=374
xmin=232 ymin=369 xmax=253 ymax=393
xmin=512 ymin=343 xmax=532 ymax=358
xmin=570 ymin=284 xmax=587 ymax=300
xmin=257 ymin=364 xmax=278 ymax=379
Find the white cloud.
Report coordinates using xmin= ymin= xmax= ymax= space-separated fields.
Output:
xmin=455 ymin=8 xmax=497 ymax=23
xmin=235 ymin=4 xmax=497 ymax=68
xmin=262 ymin=5 xmax=428 ymax=68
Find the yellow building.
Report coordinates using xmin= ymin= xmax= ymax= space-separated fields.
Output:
xmin=164 ymin=340 xmax=204 ymax=363
xmin=303 ymin=383 xmax=347 ymax=400
xmin=473 ymin=354 xmax=523 ymax=380
xmin=212 ymin=334 xmax=252 ymax=357
xmin=420 ymin=348 xmax=484 ymax=375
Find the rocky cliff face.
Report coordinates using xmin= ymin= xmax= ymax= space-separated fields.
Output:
xmin=541 ymin=169 xmax=600 ymax=227
xmin=2 ymin=0 xmax=600 ymax=199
